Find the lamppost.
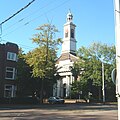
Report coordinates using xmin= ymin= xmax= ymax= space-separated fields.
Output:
xmin=102 ymin=62 xmax=105 ymax=103
xmin=98 ymin=60 xmax=105 ymax=103
xmin=88 ymin=50 xmax=105 ymax=103
xmin=114 ymin=0 xmax=120 ymax=120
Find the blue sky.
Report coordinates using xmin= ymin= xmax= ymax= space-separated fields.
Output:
xmin=0 ymin=0 xmax=115 ymax=56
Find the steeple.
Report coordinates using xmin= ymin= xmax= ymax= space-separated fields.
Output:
xmin=66 ymin=9 xmax=73 ymax=23
xmin=62 ymin=10 xmax=76 ymax=55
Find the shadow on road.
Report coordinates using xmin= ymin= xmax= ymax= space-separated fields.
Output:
xmin=0 ymin=103 xmax=118 ymax=120
xmin=0 ymin=103 xmax=117 ymax=111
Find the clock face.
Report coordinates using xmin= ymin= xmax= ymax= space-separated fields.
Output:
xmin=65 ymin=28 xmax=68 ymax=33
xmin=65 ymin=28 xmax=68 ymax=38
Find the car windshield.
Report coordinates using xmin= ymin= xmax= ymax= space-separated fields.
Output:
xmin=56 ymin=97 xmax=60 ymax=99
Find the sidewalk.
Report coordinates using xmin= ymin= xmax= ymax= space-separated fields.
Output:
xmin=65 ymin=99 xmax=85 ymax=103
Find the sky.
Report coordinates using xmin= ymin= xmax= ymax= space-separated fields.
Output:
xmin=0 ymin=0 xmax=115 ymax=56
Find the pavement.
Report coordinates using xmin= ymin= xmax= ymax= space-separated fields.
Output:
xmin=0 ymin=102 xmax=118 ymax=120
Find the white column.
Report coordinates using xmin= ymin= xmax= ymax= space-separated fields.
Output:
xmin=67 ymin=76 xmax=70 ymax=97
xmin=53 ymin=83 xmax=57 ymax=96
xmin=57 ymin=80 xmax=61 ymax=97
xmin=60 ymin=80 xmax=63 ymax=97
xmin=114 ymin=0 xmax=120 ymax=120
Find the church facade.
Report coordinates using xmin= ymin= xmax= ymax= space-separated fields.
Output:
xmin=53 ymin=11 xmax=78 ymax=98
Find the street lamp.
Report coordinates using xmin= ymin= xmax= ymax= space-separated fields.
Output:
xmin=102 ymin=62 xmax=105 ymax=103
xmin=88 ymin=50 xmax=105 ymax=103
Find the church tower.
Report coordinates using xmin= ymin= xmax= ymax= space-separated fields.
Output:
xmin=54 ymin=10 xmax=78 ymax=98
xmin=62 ymin=10 xmax=76 ymax=55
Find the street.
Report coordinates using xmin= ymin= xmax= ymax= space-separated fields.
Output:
xmin=0 ymin=103 xmax=118 ymax=120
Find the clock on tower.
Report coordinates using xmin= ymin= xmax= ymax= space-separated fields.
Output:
xmin=65 ymin=28 xmax=68 ymax=38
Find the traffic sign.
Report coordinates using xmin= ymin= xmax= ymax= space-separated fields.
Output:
xmin=111 ymin=68 xmax=116 ymax=85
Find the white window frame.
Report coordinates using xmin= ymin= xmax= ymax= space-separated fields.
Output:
xmin=5 ymin=67 xmax=16 ymax=80
xmin=4 ymin=84 xmax=17 ymax=98
xmin=7 ymin=52 xmax=17 ymax=61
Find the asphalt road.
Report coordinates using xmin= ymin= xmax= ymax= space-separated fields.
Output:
xmin=0 ymin=103 xmax=118 ymax=120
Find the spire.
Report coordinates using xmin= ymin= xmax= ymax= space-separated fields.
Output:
xmin=66 ymin=9 xmax=73 ymax=23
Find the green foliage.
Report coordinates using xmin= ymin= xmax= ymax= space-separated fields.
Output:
xmin=25 ymin=24 xmax=62 ymax=79
xmin=25 ymin=24 xmax=62 ymax=103
xmin=32 ymin=24 xmax=62 ymax=50
xmin=71 ymin=42 xmax=116 ymax=101
xmin=17 ymin=48 xmax=35 ymax=97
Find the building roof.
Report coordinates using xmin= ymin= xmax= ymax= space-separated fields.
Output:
xmin=56 ymin=52 xmax=78 ymax=64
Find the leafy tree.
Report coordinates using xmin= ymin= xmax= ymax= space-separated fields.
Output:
xmin=88 ymin=42 xmax=116 ymax=65
xmin=71 ymin=42 xmax=116 ymax=101
xmin=25 ymin=24 xmax=62 ymax=103
xmin=71 ymin=58 xmax=83 ymax=80
xmin=17 ymin=48 xmax=36 ymax=97
xmin=71 ymin=80 xmax=81 ymax=98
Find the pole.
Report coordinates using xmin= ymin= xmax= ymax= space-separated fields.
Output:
xmin=88 ymin=50 xmax=106 ymax=102
xmin=114 ymin=0 xmax=120 ymax=120
xmin=102 ymin=62 xmax=105 ymax=103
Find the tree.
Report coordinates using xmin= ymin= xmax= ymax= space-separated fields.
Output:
xmin=25 ymin=24 xmax=62 ymax=103
xmin=88 ymin=42 xmax=116 ymax=65
xmin=71 ymin=42 xmax=116 ymax=101
xmin=17 ymin=48 xmax=36 ymax=97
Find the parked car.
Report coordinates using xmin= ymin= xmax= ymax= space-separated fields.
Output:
xmin=48 ymin=96 xmax=65 ymax=104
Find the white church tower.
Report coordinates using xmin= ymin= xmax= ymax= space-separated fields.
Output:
xmin=53 ymin=10 xmax=78 ymax=98
xmin=62 ymin=10 xmax=76 ymax=55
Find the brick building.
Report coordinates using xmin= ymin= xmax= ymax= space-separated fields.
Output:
xmin=0 ymin=42 xmax=18 ymax=98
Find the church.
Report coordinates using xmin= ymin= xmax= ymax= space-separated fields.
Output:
xmin=53 ymin=10 xmax=78 ymax=98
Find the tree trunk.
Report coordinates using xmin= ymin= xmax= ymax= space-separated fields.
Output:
xmin=40 ymin=78 xmax=44 ymax=104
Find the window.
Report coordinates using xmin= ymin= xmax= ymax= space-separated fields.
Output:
xmin=7 ymin=52 xmax=17 ymax=61
xmin=71 ymin=29 xmax=74 ymax=38
xmin=4 ymin=85 xmax=17 ymax=98
xmin=5 ymin=67 xmax=16 ymax=80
